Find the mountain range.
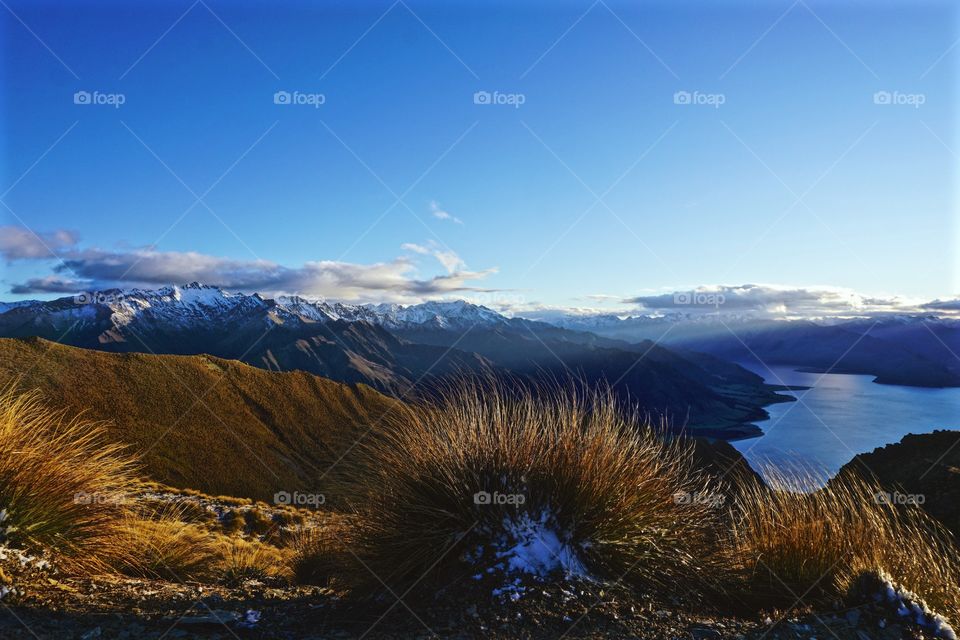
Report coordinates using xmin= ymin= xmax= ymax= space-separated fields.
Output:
xmin=549 ymin=313 xmax=960 ymax=387
xmin=0 ymin=283 xmax=794 ymax=438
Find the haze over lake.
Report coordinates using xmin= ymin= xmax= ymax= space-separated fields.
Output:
xmin=733 ymin=363 xmax=960 ymax=480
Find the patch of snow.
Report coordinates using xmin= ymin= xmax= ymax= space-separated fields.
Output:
xmin=495 ymin=511 xmax=588 ymax=579
xmin=465 ymin=509 xmax=591 ymax=602
xmin=865 ymin=571 xmax=957 ymax=640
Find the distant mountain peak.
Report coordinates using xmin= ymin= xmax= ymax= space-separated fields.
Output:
xmin=0 ymin=285 xmax=510 ymax=333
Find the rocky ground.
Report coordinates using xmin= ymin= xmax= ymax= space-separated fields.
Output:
xmin=0 ymin=483 xmax=951 ymax=639
xmin=0 ymin=566 xmax=940 ymax=639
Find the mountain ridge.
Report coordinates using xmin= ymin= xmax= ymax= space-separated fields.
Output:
xmin=0 ymin=284 xmax=795 ymax=437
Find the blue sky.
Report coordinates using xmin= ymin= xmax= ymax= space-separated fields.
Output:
xmin=1 ymin=0 xmax=958 ymax=315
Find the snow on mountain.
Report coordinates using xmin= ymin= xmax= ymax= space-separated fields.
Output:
xmin=370 ymin=299 xmax=506 ymax=330
xmin=0 ymin=283 xmax=510 ymax=333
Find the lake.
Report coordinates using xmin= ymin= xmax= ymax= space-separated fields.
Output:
xmin=732 ymin=361 xmax=960 ymax=482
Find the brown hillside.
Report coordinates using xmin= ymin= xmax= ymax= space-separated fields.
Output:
xmin=0 ymin=337 xmax=401 ymax=501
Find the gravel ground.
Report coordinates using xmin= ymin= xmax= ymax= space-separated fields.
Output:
xmin=0 ymin=571 xmax=934 ymax=639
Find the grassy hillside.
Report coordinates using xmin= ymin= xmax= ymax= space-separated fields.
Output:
xmin=0 ymin=337 xmax=400 ymax=500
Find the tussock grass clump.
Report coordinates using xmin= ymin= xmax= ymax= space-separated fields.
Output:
xmin=112 ymin=512 xmax=221 ymax=582
xmin=0 ymin=386 xmax=141 ymax=573
xmin=290 ymin=519 xmax=358 ymax=587
xmin=727 ymin=466 xmax=960 ymax=621
xmin=216 ymin=536 xmax=292 ymax=585
xmin=336 ymin=383 xmax=723 ymax=597
xmin=112 ymin=503 xmax=294 ymax=584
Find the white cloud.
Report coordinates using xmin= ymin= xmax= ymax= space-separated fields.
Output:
xmin=430 ymin=200 xmax=463 ymax=224
xmin=501 ymin=285 xmax=960 ymax=321
xmin=0 ymin=226 xmax=79 ymax=261
xmin=401 ymin=240 xmax=466 ymax=274
xmin=624 ymin=284 xmax=955 ymax=318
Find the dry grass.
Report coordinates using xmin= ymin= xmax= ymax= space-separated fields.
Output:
xmin=0 ymin=385 xmax=141 ymax=573
xmin=216 ymin=536 xmax=292 ymax=585
xmin=290 ymin=519 xmax=357 ymax=587
xmin=0 ymin=337 xmax=402 ymax=501
xmin=111 ymin=510 xmax=221 ymax=582
xmin=110 ymin=504 xmax=293 ymax=584
xmin=726 ymin=465 xmax=960 ymax=620
xmin=334 ymin=382 xmax=724 ymax=597
xmin=4 ymin=373 xmax=957 ymax=625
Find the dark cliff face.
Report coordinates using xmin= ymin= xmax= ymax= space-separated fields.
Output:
xmin=689 ymin=437 xmax=764 ymax=492
xmin=838 ymin=430 xmax=960 ymax=535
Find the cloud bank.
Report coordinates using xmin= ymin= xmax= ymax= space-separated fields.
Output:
xmin=512 ymin=284 xmax=959 ymax=321
xmin=624 ymin=284 xmax=958 ymax=319
xmin=1 ymin=227 xmax=497 ymax=303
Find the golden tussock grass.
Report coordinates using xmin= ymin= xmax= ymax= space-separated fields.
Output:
xmin=725 ymin=465 xmax=960 ymax=620
xmin=0 ymin=385 xmax=142 ymax=574
xmin=331 ymin=381 xmax=725 ymax=597
xmin=111 ymin=515 xmax=220 ymax=581
xmin=290 ymin=519 xmax=358 ymax=587
xmin=216 ymin=535 xmax=292 ymax=585
xmin=313 ymin=381 xmax=960 ymax=624
xmin=111 ymin=505 xmax=292 ymax=584
xmin=2 ymin=378 xmax=956 ymax=623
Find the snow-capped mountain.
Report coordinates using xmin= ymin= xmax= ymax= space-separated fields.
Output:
xmin=0 ymin=282 xmax=510 ymax=337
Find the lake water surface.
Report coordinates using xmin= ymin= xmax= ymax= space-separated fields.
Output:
xmin=732 ymin=362 xmax=960 ymax=481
